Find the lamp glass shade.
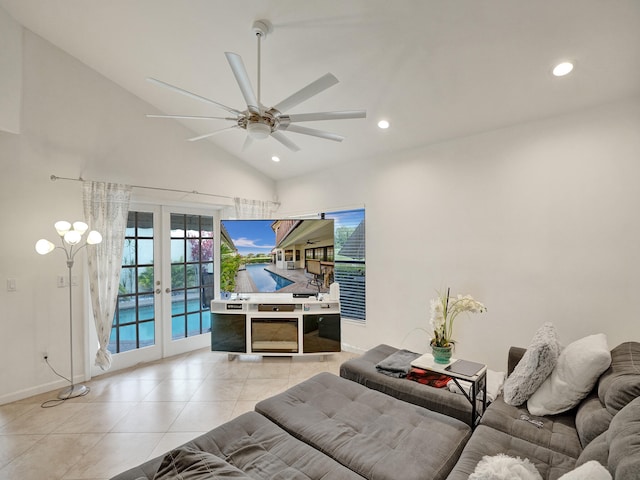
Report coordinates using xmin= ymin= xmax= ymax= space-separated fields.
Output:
xmin=247 ymin=122 xmax=271 ymax=139
xmin=64 ymin=230 xmax=82 ymax=245
xmin=54 ymin=221 xmax=71 ymax=236
xmin=35 ymin=239 xmax=55 ymax=255
xmin=86 ymin=230 xmax=103 ymax=245
xmin=73 ymin=221 xmax=89 ymax=235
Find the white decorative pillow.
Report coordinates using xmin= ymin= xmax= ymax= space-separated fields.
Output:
xmin=503 ymin=322 xmax=561 ymax=406
xmin=528 ymin=334 xmax=611 ymax=416
xmin=469 ymin=454 xmax=542 ymax=480
xmin=557 ymin=460 xmax=612 ymax=480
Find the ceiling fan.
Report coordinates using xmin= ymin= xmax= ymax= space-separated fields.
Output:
xmin=146 ymin=19 xmax=366 ymax=152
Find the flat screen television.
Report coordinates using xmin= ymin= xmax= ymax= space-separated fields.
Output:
xmin=220 ymin=218 xmax=335 ymax=296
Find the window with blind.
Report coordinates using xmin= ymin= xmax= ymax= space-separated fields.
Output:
xmin=324 ymin=209 xmax=365 ymax=322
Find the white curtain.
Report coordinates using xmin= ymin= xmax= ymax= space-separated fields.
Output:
xmin=83 ymin=181 xmax=131 ymax=370
xmin=233 ymin=197 xmax=279 ymax=219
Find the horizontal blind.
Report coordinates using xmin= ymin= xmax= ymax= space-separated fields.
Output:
xmin=324 ymin=209 xmax=366 ymax=322
xmin=334 ymin=264 xmax=365 ymax=320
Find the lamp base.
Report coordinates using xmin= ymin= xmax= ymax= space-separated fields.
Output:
xmin=58 ymin=384 xmax=89 ymax=399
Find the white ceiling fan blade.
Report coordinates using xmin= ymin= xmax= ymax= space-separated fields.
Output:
xmin=147 ymin=77 xmax=241 ymax=115
xmin=187 ymin=125 xmax=237 ymax=142
xmin=281 ymin=124 xmax=344 ymax=142
xmin=286 ymin=110 xmax=367 ymax=122
xmin=146 ymin=114 xmax=234 ymax=120
xmin=271 ymin=131 xmax=301 ymax=152
xmin=225 ymin=52 xmax=260 ymax=115
xmin=272 ymin=73 xmax=339 ymax=113
xmin=241 ymin=135 xmax=253 ymax=151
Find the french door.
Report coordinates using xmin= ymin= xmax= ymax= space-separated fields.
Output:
xmin=106 ymin=205 xmax=217 ymax=370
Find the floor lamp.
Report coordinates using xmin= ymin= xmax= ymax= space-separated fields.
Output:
xmin=36 ymin=221 xmax=102 ymax=399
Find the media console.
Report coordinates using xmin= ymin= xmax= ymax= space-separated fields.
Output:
xmin=210 ymin=293 xmax=341 ymax=357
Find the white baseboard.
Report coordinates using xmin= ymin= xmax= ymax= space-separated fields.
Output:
xmin=0 ymin=376 xmax=85 ymax=405
xmin=341 ymin=342 xmax=367 ymax=355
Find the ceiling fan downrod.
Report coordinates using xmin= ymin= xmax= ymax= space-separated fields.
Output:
xmin=251 ymin=20 xmax=271 ymax=107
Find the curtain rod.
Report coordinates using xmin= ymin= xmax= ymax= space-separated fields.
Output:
xmin=50 ymin=174 xmax=237 ymax=201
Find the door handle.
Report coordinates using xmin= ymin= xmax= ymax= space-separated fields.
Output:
xmin=165 ymin=288 xmax=171 ymax=293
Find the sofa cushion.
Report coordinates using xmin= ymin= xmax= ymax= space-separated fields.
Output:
xmin=111 ymin=411 xmax=366 ymax=480
xmin=256 ymin=372 xmax=471 ymax=480
xmin=597 ymin=341 xmax=640 ymax=415
xmin=528 ymin=334 xmax=611 ymax=416
xmin=503 ymin=323 xmax=561 ymax=406
xmin=574 ymin=393 xmax=614 ymax=448
xmin=444 ymin=425 xmax=577 ymax=480
xmin=339 ymin=344 xmax=473 ymax=424
xmin=607 ymin=396 xmax=640 ymax=480
xmin=153 ymin=447 xmax=252 ymax=479
xmin=480 ymin=397 xmax=582 ymax=459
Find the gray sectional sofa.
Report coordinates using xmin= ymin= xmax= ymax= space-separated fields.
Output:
xmin=111 ymin=341 xmax=640 ymax=480
xmin=112 ymin=372 xmax=471 ymax=480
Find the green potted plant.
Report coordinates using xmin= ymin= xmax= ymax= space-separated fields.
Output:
xmin=430 ymin=288 xmax=487 ymax=364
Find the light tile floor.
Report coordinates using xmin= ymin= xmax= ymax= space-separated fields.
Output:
xmin=0 ymin=349 xmax=356 ymax=480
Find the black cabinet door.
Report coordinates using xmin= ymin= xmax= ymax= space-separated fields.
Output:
xmin=211 ymin=313 xmax=246 ymax=353
xmin=302 ymin=314 xmax=341 ymax=353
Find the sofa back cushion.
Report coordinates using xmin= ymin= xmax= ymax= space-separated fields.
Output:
xmin=597 ymin=342 xmax=640 ymax=415
xmin=576 ymin=396 xmax=640 ymax=479
xmin=574 ymin=393 xmax=614 ymax=449
xmin=576 ymin=431 xmax=609 ymax=470
xmin=606 ymin=396 xmax=640 ymax=479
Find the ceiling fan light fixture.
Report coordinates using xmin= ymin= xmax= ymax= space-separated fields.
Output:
xmin=247 ymin=122 xmax=271 ymax=139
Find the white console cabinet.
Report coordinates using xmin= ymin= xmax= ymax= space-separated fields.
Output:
xmin=210 ymin=293 xmax=341 ymax=357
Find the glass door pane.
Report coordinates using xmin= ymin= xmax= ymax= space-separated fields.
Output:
xmin=110 ymin=211 xmax=157 ymax=353
xmin=169 ymin=213 xmax=214 ymax=340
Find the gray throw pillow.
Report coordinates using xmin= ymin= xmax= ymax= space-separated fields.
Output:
xmin=153 ymin=446 xmax=252 ymax=479
xmin=503 ymin=322 xmax=561 ymax=406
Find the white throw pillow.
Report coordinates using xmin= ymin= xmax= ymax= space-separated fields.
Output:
xmin=528 ymin=333 xmax=611 ymax=416
xmin=557 ymin=461 xmax=612 ymax=480
xmin=469 ymin=454 xmax=542 ymax=480
xmin=503 ymin=322 xmax=561 ymax=406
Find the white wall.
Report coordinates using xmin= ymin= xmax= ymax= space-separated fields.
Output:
xmin=0 ymin=6 xmax=21 ymax=134
xmin=0 ymin=29 xmax=276 ymax=404
xmin=277 ymin=97 xmax=640 ymax=372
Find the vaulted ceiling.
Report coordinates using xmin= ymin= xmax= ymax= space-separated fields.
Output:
xmin=2 ymin=0 xmax=639 ymax=180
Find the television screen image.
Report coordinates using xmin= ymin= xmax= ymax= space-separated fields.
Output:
xmin=220 ymin=218 xmax=334 ymax=295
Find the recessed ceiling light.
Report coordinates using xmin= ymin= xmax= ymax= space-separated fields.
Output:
xmin=378 ymin=120 xmax=390 ymax=129
xmin=271 ymin=156 xmax=280 ymax=162
xmin=553 ymin=62 xmax=574 ymax=77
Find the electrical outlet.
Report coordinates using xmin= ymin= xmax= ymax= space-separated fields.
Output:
xmin=6 ymin=278 xmax=16 ymax=292
xmin=57 ymin=275 xmax=66 ymax=288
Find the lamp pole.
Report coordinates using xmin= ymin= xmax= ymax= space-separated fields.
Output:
xmin=36 ymin=221 xmax=102 ymax=399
